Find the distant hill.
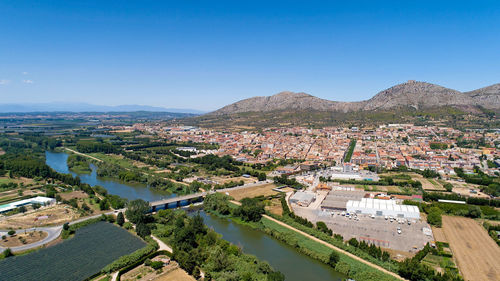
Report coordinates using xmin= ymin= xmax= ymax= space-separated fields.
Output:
xmin=0 ymin=102 xmax=205 ymax=114
xmin=186 ymin=80 xmax=500 ymax=128
xmin=211 ymin=80 xmax=500 ymax=115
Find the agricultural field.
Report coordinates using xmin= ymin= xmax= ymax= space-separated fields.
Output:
xmin=0 ymin=221 xmax=146 ymax=281
xmin=411 ymin=174 xmax=445 ymax=191
xmin=441 ymin=215 xmax=500 ymax=281
xmin=226 ymin=183 xmax=278 ymax=201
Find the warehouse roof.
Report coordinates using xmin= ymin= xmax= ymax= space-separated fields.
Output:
xmin=346 ymin=198 xmax=419 ymax=213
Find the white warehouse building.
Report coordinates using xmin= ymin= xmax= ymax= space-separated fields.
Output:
xmin=346 ymin=198 xmax=420 ymax=219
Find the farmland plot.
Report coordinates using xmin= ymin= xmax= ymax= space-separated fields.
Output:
xmin=441 ymin=216 xmax=500 ymax=281
xmin=0 ymin=221 xmax=146 ymax=281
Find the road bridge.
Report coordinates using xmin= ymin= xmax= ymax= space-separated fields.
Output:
xmin=149 ymin=191 xmax=209 ymax=211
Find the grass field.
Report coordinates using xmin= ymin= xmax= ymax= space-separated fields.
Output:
xmin=0 ymin=221 xmax=146 ymax=281
xmin=441 ymin=216 xmax=500 ymax=281
xmin=227 ymin=183 xmax=278 ymax=201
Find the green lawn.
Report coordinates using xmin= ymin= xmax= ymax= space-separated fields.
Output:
xmin=0 ymin=178 xmax=17 ymax=185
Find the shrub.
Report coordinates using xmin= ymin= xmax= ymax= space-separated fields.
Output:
xmin=335 ymin=261 xmax=351 ymax=275
xmin=328 ymin=251 xmax=340 ymax=267
xmin=102 ymin=244 xmax=157 ymax=273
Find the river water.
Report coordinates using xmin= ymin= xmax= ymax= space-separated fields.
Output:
xmin=45 ymin=151 xmax=343 ymax=281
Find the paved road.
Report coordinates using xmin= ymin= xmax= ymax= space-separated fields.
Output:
xmin=0 ymin=226 xmax=62 ymax=252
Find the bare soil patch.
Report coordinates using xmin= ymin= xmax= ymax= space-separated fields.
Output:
xmin=431 ymin=226 xmax=448 ymax=243
xmin=59 ymin=190 xmax=88 ymax=200
xmin=452 ymin=186 xmax=490 ymax=199
xmin=265 ymin=198 xmax=283 ymax=216
xmin=0 ymin=230 xmax=47 ymax=247
xmin=0 ymin=205 xmax=79 ymax=229
xmin=227 ymin=183 xmax=278 ymax=201
xmin=212 ymin=176 xmax=257 ymax=185
xmin=154 ymin=268 xmax=195 ymax=281
xmin=441 ymin=215 xmax=500 ymax=281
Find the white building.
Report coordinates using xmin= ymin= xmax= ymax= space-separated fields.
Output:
xmin=0 ymin=196 xmax=56 ymax=214
xmin=346 ymin=198 xmax=420 ymax=219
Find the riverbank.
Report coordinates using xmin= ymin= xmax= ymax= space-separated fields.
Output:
xmin=205 ymin=200 xmax=403 ymax=281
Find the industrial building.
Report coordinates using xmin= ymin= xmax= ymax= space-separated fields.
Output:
xmin=346 ymin=198 xmax=420 ymax=219
xmin=321 ymin=189 xmax=367 ymax=211
xmin=290 ymin=191 xmax=316 ymax=207
xmin=0 ymin=196 xmax=56 ymax=214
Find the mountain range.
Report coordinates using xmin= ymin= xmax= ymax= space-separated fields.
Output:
xmin=0 ymin=103 xmax=205 ymax=114
xmin=210 ymin=80 xmax=500 ymax=115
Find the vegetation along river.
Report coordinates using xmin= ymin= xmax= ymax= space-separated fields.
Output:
xmin=45 ymin=151 xmax=343 ymax=281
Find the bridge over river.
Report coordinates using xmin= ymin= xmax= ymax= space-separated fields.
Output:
xmin=149 ymin=180 xmax=271 ymax=211
xmin=149 ymin=191 xmax=210 ymax=211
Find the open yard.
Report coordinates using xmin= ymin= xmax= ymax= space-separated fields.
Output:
xmin=154 ymin=268 xmax=195 ymax=281
xmin=0 ymin=230 xmax=48 ymax=247
xmin=226 ymin=183 xmax=278 ymax=201
xmin=0 ymin=204 xmax=79 ymax=229
xmin=59 ymin=190 xmax=89 ymax=200
xmin=0 ymin=221 xmax=146 ymax=281
xmin=441 ymin=215 xmax=500 ymax=281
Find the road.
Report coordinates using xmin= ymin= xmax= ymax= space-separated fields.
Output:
xmin=151 ymin=234 xmax=172 ymax=253
xmin=0 ymin=226 xmax=62 ymax=252
xmin=64 ymin=147 xmax=103 ymax=162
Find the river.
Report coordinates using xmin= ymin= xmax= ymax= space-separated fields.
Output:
xmin=45 ymin=151 xmax=343 ymax=281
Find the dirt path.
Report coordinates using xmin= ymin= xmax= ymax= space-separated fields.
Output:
xmin=441 ymin=216 xmax=500 ymax=281
xmin=151 ymin=235 xmax=173 ymax=253
xmin=64 ymin=147 xmax=103 ymax=162
xmin=229 ymin=200 xmax=405 ymax=280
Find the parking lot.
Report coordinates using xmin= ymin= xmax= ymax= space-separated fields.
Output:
xmin=293 ymin=206 xmax=434 ymax=253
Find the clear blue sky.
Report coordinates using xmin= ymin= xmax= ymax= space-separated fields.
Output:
xmin=1 ymin=1 xmax=499 ymax=111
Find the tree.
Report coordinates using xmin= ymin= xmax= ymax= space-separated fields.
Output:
xmin=7 ymin=230 xmax=15 ymax=236
xmin=2 ymin=248 xmax=13 ymax=258
xmin=63 ymin=222 xmax=69 ymax=231
xmin=443 ymin=183 xmax=453 ymax=192
xmin=316 ymin=221 xmax=333 ymax=236
xmin=237 ymin=197 xmax=265 ymax=222
xmin=467 ymin=205 xmax=482 ymax=218
xmin=136 ymin=222 xmax=151 ymax=238
xmin=18 ymin=206 xmax=27 ymax=213
xmin=348 ymin=237 xmax=359 ymax=247
xmin=116 ymin=212 xmax=125 ymax=226
xmin=191 ymin=213 xmax=206 ymax=235
xmin=427 ymin=207 xmax=443 ymax=227
xmin=32 ymin=203 xmax=41 ymax=210
xmin=267 ymin=271 xmax=285 ymax=281
xmin=125 ymin=199 xmax=150 ymax=224
xmin=328 ymin=251 xmax=340 ymax=267
xmin=99 ymin=199 xmax=110 ymax=211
